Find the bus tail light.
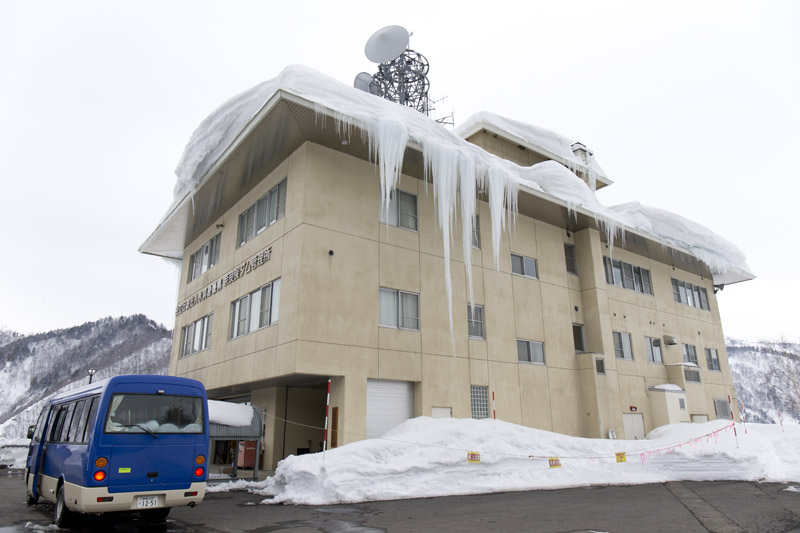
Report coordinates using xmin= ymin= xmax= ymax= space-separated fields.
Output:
xmin=194 ymin=467 xmax=204 ymax=477
xmin=95 ymin=457 xmax=108 ymax=468
xmin=97 ymin=497 xmax=113 ymax=502
xmin=195 ymin=455 xmax=205 ymax=465
xmin=94 ymin=470 xmax=106 ymax=482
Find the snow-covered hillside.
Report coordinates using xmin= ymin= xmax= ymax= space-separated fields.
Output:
xmin=727 ymin=337 xmax=800 ymax=425
xmin=0 ymin=315 xmax=171 ymax=441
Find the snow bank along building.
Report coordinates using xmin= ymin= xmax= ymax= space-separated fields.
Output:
xmin=140 ymin=66 xmax=754 ymax=470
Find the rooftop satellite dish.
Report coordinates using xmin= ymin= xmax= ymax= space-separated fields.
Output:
xmin=354 ymin=72 xmax=373 ymax=92
xmin=365 ymin=25 xmax=409 ymax=63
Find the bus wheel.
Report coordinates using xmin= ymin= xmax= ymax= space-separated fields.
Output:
xmin=141 ymin=507 xmax=170 ymax=521
xmin=26 ymin=492 xmax=38 ymax=506
xmin=54 ymin=485 xmax=73 ymax=527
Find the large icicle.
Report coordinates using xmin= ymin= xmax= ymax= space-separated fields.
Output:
xmin=423 ymin=142 xmax=461 ymax=352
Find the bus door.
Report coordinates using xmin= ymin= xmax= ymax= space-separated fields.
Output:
xmin=26 ymin=405 xmax=54 ymax=499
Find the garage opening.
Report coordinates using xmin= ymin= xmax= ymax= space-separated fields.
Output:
xmin=366 ymin=379 xmax=414 ymax=438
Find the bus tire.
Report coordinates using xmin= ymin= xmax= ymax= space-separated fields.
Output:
xmin=141 ymin=507 xmax=170 ymax=521
xmin=26 ymin=492 xmax=38 ymax=506
xmin=54 ymin=485 xmax=73 ymax=527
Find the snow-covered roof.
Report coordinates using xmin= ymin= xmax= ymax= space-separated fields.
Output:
xmin=652 ymin=383 xmax=685 ymax=392
xmin=146 ymin=65 xmax=753 ymax=341
xmin=454 ymin=111 xmax=611 ymax=188
xmin=208 ymin=399 xmax=253 ymax=427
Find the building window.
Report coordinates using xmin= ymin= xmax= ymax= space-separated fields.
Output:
xmin=595 ymin=357 xmax=605 ymax=374
xmin=511 ymin=253 xmax=538 ymax=279
xmin=470 ymin=385 xmax=489 ymax=419
xmin=188 ymin=233 xmax=221 ymax=283
xmin=705 ymin=348 xmax=721 ymax=371
xmin=564 ymin=243 xmax=577 ymax=274
xmin=612 ymin=331 xmax=633 ymax=360
xmin=671 ymin=279 xmax=710 ymax=310
xmin=380 ymin=189 xmax=417 ymax=231
xmin=645 ymin=336 xmax=663 ymax=364
xmin=573 ymin=324 xmax=585 ymax=352
xmin=471 ymin=215 xmax=481 ymax=249
xmin=379 ymin=288 xmax=420 ymax=330
xmin=679 ymin=398 xmax=686 ymax=410
xmin=237 ymin=178 xmax=287 ymax=247
xmin=682 ymin=343 xmax=701 ymax=383
xmin=467 ymin=305 xmax=485 ymax=339
xmin=517 ymin=339 xmax=545 ymax=364
xmin=229 ymin=279 xmax=281 ymax=339
xmin=180 ymin=313 xmax=213 ymax=357
xmin=603 ymin=257 xmax=653 ymax=295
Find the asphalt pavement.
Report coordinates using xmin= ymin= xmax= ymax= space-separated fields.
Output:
xmin=2 ymin=469 xmax=799 ymax=532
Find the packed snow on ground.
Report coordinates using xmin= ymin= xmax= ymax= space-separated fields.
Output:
xmin=207 ymin=417 xmax=799 ymax=505
xmin=208 ymin=400 xmax=253 ymax=427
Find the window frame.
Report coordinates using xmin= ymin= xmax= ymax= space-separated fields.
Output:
xmin=612 ymin=331 xmax=634 ymax=360
xmin=603 ymin=257 xmax=653 ymax=296
xmin=645 ymin=336 xmax=663 ymax=364
xmin=188 ymin=233 xmax=221 ymax=283
xmin=564 ymin=243 xmax=578 ymax=274
xmin=573 ymin=324 xmax=585 ymax=353
xmin=682 ymin=343 xmax=702 ymax=383
xmin=237 ymin=178 xmax=287 ymax=247
xmin=229 ymin=279 xmax=281 ymax=339
xmin=380 ymin=189 xmax=418 ymax=231
xmin=180 ymin=313 xmax=213 ymax=358
xmin=510 ymin=253 xmax=538 ymax=279
xmin=378 ymin=288 xmax=420 ymax=331
xmin=705 ymin=348 xmax=721 ymax=371
xmin=517 ymin=339 xmax=545 ymax=365
xmin=467 ymin=304 xmax=485 ymax=339
xmin=671 ymin=278 xmax=710 ymax=311
xmin=471 ymin=214 xmax=481 ymax=249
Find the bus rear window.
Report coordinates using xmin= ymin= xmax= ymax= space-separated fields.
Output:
xmin=104 ymin=394 xmax=204 ymax=434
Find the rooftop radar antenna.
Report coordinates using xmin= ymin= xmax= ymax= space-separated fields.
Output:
xmin=355 ymin=25 xmax=434 ymax=118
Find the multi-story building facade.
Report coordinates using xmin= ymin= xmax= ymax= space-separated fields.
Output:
xmin=140 ymin=66 xmax=753 ymax=470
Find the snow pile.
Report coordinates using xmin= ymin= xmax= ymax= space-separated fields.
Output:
xmin=172 ymin=65 xmax=753 ymax=342
xmin=208 ymin=417 xmax=799 ymax=505
xmin=208 ymin=400 xmax=253 ymax=427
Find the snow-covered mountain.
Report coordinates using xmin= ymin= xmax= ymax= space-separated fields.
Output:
xmin=0 ymin=315 xmax=171 ymax=441
xmin=727 ymin=337 xmax=800 ymax=425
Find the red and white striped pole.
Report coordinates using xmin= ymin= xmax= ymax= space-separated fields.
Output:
xmin=779 ymin=411 xmax=784 ymax=432
xmin=322 ymin=379 xmax=331 ymax=452
xmin=492 ymin=391 xmax=496 ymax=419
xmin=728 ymin=395 xmax=739 ymax=448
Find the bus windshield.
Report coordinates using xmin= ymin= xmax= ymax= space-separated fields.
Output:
xmin=104 ymin=394 xmax=204 ymax=434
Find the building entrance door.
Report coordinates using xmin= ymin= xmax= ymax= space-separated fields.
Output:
xmin=622 ymin=413 xmax=645 ymax=440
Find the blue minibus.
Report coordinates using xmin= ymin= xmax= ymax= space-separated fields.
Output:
xmin=24 ymin=375 xmax=209 ymax=526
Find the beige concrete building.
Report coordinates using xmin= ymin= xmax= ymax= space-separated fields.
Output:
xmin=141 ymin=67 xmax=752 ymax=470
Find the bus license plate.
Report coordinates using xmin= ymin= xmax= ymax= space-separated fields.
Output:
xmin=137 ymin=496 xmax=158 ymax=508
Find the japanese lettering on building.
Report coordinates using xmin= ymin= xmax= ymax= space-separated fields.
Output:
xmin=175 ymin=247 xmax=272 ymax=316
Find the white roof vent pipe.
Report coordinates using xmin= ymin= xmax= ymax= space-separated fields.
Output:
xmin=571 ymin=142 xmax=593 ymax=165
xmin=570 ymin=142 xmax=596 ymax=191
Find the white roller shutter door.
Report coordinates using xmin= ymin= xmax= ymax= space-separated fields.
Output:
xmin=366 ymin=379 xmax=414 ymax=438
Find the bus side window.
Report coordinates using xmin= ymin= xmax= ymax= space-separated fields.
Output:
xmin=48 ymin=407 xmax=68 ymax=442
xmin=81 ymin=397 xmax=99 ymax=443
xmin=58 ymin=403 xmax=76 ymax=442
xmin=67 ymin=400 xmax=86 ymax=443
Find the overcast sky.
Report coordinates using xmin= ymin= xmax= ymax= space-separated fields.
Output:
xmin=1 ymin=1 xmax=798 ymax=342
